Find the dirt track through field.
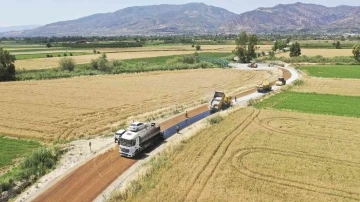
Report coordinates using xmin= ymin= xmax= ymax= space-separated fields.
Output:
xmin=32 ymin=68 xmax=291 ymax=202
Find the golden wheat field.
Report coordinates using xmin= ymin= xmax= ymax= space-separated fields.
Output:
xmin=113 ymin=107 xmax=360 ymax=202
xmin=292 ymin=75 xmax=360 ymax=96
xmin=277 ymin=48 xmax=353 ymax=58
xmin=0 ymin=68 xmax=279 ymax=141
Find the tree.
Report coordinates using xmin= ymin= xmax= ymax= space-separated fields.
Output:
xmin=335 ymin=41 xmax=341 ymax=49
xmin=290 ymin=42 xmax=301 ymax=57
xmin=0 ymin=48 xmax=16 ymax=81
xmin=46 ymin=42 xmax=52 ymax=48
xmin=234 ymin=31 xmax=258 ymax=63
xmin=59 ymin=57 xmax=75 ymax=71
xmin=195 ymin=45 xmax=201 ymax=51
xmin=353 ymin=44 xmax=360 ymax=62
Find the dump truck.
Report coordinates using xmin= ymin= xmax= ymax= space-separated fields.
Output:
xmin=119 ymin=123 xmax=163 ymax=158
xmin=210 ymin=91 xmax=232 ymax=113
xmin=256 ymin=81 xmax=272 ymax=92
xmin=114 ymin=129 xmax=126 ymax=143
xmin=275 ymin=76 xmax=286 ymax=86
xmin=248 ymin=62 xmax=258 ymax=68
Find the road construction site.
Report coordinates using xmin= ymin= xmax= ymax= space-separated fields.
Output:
xmin=17 ymin=64 xmax=298 ymax=202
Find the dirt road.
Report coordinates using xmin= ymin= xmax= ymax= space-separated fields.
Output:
xmin=33 ymin=68 xmax=292 ymax=202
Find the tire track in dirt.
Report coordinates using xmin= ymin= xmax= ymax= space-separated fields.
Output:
xmin=231 ymin=148 xmax=360 ymax=201
xmin=254 ymin=116 xmax=360 ymax=143
xmin=183 ymin=109 xmax=260 ymax=201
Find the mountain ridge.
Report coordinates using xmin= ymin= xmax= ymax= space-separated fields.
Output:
xmin=1 ymin=2 xmax=359 ymax=36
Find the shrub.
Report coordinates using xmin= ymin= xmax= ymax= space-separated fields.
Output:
xmin=59 ymin=57 xmax=75 ymax=71
xmin=182 ymin=55 xmax=199 ymax=64
xmin=97 ymin=51 xmax=100 ymax=54
xmin=97 ymin=58 xmax=110 ymax=72
xmin=46 ymin=54 xmax=50 ymax=58
xmin=207 ymin=115 xmax=223 ymax=125
xmin=293 ymin=80 xmax=304 ymax=86
xmin=196 ymin=45 xmax=201 ymax=51
xmin=93 ymin=49 xmax=97 ymax=54
xmin=90 ymin=59 xmax=98 ymax=70
xmin=58 ymin=54 xmax=61 ymax=57
xmin=19 ymin=148 xmax=58 ymax=180
xmin=112 ymin=60 xmax=124 ymax=67
xmin=69 ymin=53 xmax=73 ymax=56
xmin=63 ymin=53 xmax=67 ymax=56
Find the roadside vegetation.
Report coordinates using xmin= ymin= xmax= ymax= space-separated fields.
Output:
xmin=0 ymin=136 xmax=63 ymax=197
xmin=299 ymin=65 xmax=360 ymax=78
xmin=259 ymin=55 xmax=358 ymax=64
xmin=255 ymin=91 xmax=360 ymax=118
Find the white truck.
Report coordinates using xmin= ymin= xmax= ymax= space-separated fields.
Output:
xmin=119 ymin=123 xmax=163 ymax=158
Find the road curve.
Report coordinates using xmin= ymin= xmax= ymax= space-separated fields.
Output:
xmin=33 ymin=67 xmax=297 ymax=202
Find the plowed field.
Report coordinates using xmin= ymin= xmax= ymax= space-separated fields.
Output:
xmin=0 ymin=68 xmax=279 ymax=141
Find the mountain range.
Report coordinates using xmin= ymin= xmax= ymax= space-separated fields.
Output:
xmin=2 ymin=2 xmax=360 ymax=37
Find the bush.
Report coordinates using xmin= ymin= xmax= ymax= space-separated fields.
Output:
xmin=97 ymin=51 xmax=100 ymax=54
xmin=182 ymin=55 xmax=199 ymax=64
xmin=19 ymin=148 xmax=58 ymax=180
xmin=63 ymin=53 xmax=67 ymax=56
xmin=46 ymin=54 xmax=50 ymax=58
xmin=90 ymin=59 xmax=99 ymax=69
xmin=112 ymin=60 xmax=124 ymax=67
xmin=93 ymin=49 xmax=97 ymax=54
xmin=97 ymin=58 xmax=110 ymax=72
xmin=293 ymin=80 xmax=304 ymax=86
xmin=196 ymin=45 xmax=201 ymax=51
xmin=207 ymin=115 xmax=223 ymax=125
xmin=59 ymin=57 xmax=75 ymax=71
xmin=69 ymin=53 xmax=73 ymax=56
xmin=58 ymin=54 xmax=61 ymax=57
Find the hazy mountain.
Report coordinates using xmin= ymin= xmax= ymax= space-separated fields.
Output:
xmin=2 ymin=2 xmax=360 ymax=36
xmin=227 ymin=2 xmax=360 ymax=33
xmin=0 ymin=25 xmax=41 ymax=33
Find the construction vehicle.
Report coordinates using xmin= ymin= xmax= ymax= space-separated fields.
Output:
xmin=275 ymin=77 xmax=286 ymax=86
xmin=256 ymin=81 xmax=272 ymax=92
xmin=210 ymin=91 xmax=232 ymax=113
xmin=119 ymin=123 xmax=163 ymax=158
xmin=247 ymin=62 xmax=258 ymax=68
xmin=114 ymin=129 xmax=126 ymax=143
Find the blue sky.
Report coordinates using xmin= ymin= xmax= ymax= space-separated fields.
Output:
xmin=1 ymin=0 xmax=359 ymax=26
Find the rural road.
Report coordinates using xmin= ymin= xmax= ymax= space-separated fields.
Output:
xmin=31 ymin=65 xmax=299 ymax=202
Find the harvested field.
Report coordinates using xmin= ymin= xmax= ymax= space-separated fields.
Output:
xmin=110 ymin=108 xmax=360 ymax=202
xmin=15 ymin=50 xmax=196 ymax=70
xmin=277 ymin=48 xmax=353 ymax=58
xmin=0 ymin=69 xmax=279 ymax=140
xmin=292 ymin=76 xmax=360 ymax=96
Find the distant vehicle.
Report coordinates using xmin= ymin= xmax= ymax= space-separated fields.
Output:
xmin=247 ymin=62 xmax=258 ymax=68
xmin=119 ymin=123 xmax=163 ymax=158
xmin=210 ymin=91 xmax=232 ymax=113
xmin=128 ymin=122 xmax=146 ymax=132
xmin=114 ymin=129 xmax=126 ymax=143
xmin=275 ymin=77 xmax=286 ymax=86
xmin=256 ymin=81 xmax=272 ymax=92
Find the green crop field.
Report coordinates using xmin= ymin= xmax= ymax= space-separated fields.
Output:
xmin=0 ymin=137 xmax=41 ymax=168
xmin=15 ymin=52 xmax=90 ymax=60
xmin=256 ymin=92 xmax=360 ymax=118
xmin=300 ymin=65 xmax=360 ymax=78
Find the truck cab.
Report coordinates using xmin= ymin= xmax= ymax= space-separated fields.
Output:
xmin=114 ymin=129 xmax=126 ymax=143
xmin=119 ymin=131 xmax=140 ymax=157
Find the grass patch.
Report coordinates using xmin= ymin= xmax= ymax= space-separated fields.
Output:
xmin=256 ymin=91 xmax=360 ymax=118
xmin=207 ymin=115 xmax=224 ymax=125
xmin=299 ymin=65 xmax=360 ymax=79
xmin=15 ymin=52 xmax=90 ymax=60
xmin=0 ymin=136 xmax=41 ymax=168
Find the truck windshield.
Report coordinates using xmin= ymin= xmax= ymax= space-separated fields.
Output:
xmin=119 ymin=138 xmax=134 ymax=147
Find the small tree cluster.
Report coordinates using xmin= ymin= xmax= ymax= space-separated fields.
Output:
xmin=290 ymin=42 xmax=301 ymax=57
xmin=335 ymin=41 xmax=341 ymax=49
xmin=353 ymin=44 xmax=360 ymax=62
xmin=234 ymin=31 xmax=258 ymax=63
xmin=0 ymin=48 xmax=16 ymax=81
xmin=272 ymin=40 xmax=287 ymax=51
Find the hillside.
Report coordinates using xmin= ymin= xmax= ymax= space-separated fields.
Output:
xmin=2 ymin=2 xmax=360 ymax=36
